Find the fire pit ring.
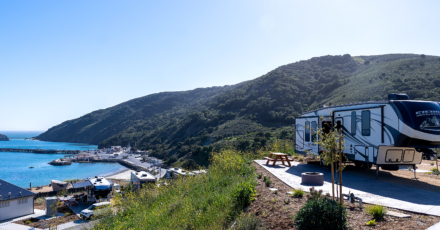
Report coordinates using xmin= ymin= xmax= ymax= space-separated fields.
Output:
xmin=301 ymin=172 xmax=324 ymax=185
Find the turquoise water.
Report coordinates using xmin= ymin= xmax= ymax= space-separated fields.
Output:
xmin=0 ymin=131 xmax=126 ymax=188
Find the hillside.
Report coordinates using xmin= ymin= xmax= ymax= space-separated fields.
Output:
xmin=37 ymin=53 xmax=440 ymax=166
xmin=0 ymin=134 xmax=9 ymax=141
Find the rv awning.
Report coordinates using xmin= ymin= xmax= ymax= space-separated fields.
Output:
xmin=72 ymin=180 xmax=93 ymax=188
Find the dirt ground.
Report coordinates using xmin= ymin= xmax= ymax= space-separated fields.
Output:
xmin=249 ymin=162 xmax=440 ymax=230
xmin=29 ymin=183 xmax=74 ymax=193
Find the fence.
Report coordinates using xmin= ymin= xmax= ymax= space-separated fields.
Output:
xmin=34 ymin=187 xmax=88 ymax=199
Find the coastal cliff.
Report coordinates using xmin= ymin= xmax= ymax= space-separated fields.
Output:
xmin=0 ymin=134 xmax=9 ymax=141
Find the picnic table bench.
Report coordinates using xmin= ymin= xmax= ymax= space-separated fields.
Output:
xmin=264 ymin=152 xmax=294 ymax=166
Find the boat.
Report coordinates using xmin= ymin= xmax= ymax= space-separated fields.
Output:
xmin=29 ymin=166 xmax=34 ymax=169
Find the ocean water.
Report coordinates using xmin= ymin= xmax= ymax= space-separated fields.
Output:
xmin=0 ymin=131 xmax=126 ymax=188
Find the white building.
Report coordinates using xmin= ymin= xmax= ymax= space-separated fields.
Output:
xmin=0 ymin=179 xmax=35 ymax=221
xmin=131 ymin=171 xmax=156 ymax=189
xmin=166 ymin=168 xmax=195 ymax=179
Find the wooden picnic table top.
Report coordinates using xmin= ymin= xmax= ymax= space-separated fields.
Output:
xmin=270 ymin=152 xmax=287 ymax=156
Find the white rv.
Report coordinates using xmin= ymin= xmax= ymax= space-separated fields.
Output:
xmin=295 ymin=94 xmax=440 ymax=175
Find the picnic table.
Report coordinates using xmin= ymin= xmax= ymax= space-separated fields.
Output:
xmin=59 ymin=195 xmax=79 ymax=206
xmin=264 ymin=152 xmax=293 ymax=167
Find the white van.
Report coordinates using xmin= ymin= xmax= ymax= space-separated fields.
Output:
xmin=80 ymin=201 xmax=112 ymax=220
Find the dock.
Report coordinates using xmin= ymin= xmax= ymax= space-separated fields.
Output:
xmin=0 ymin=148 xmax=80 ymax=154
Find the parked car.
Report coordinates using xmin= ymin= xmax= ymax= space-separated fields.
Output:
xmin=417 ymin=148 xmax=439 ymax=160
xmin=80 ymin=202 xmax=112 ymax=220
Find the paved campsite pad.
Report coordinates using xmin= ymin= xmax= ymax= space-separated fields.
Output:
xmin=252 ymin=162 xmax=440 ymax=230
xmin=386 ymin=210 xmax=411 ymax=218
xmin=255 ymin=160 xmax=440 ymax=216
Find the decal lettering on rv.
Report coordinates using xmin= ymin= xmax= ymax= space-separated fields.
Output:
xmin=415 ymin=110 xmax=440 ymax=117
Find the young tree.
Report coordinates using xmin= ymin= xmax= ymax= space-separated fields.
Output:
xmin=312 ymin=115 xmax=345 ymax=204
xmin=436 ymin=149 xmax=439 ymax=172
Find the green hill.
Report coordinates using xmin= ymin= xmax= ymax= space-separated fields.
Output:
xmin=36 ymin=53 xmax=440 ymax=166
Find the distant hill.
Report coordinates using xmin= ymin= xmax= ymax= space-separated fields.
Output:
xmin=0 ymin=134 xmax=9 ymax=141
xmin=36 ymin=53 xmax=440 ymax=166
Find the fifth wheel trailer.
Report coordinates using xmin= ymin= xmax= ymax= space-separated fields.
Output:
xmin=295 ymin=93 xmax=440 ymax=176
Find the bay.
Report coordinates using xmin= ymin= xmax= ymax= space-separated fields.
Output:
xmin=0 ymin=131 xmax=126 ymax=188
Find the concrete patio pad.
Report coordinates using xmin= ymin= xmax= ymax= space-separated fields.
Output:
xmin=255 ymin=160 xmax=440 ymax=217
xmin=0 ymin=222 xmax=43 ymax=230
xmin=0 ymin=209 xmax=46 ymax=230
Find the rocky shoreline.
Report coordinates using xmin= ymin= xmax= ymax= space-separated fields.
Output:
xmin=48 ymin=158 xmax=72 ymax=166
xmin=0 ymin=134 xmax=9 ymax=141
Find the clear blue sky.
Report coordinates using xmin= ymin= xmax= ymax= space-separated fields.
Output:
xmin=1 ymin=0 xmax=439 ymax=131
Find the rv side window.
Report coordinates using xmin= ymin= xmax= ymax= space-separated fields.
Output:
xmin=362 ymin=110 xmax=370 ymax=136
xmin=305 ymin=121 xmax=310 ymax=142
xmin=311 ymin=121 xmax=317 ymax=142
xmin=351 ymin=111 xmax=356 ymax=135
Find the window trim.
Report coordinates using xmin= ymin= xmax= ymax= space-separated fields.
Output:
xmin=361 ymin=110 xmax=371 ymax=136
xmin=305 ymin=121 xmax=310 ymax=142
xmin=351 ymin=111 xmax=356 ymax=135
xmin=18 ymin=198 xmax=28 ymax=205
xmin=0 ymin=201 xmax=10 ymax=208
xmin=311 ymin=121 xmax=317 ymax=142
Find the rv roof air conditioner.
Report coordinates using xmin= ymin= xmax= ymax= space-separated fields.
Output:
xmin=388 ymin=93 xmax=409 ymax=100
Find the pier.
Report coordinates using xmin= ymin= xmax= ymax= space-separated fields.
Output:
xmin=0 ymin=148 xmax=80 ymax=154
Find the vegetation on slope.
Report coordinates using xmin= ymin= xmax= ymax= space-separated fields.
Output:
xmin=37 ymin=53 xmax=440 ymax=167
xmin=93 ymin=149 xmax=257 ymax=230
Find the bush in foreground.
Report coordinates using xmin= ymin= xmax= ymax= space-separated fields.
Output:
xmin=235 ymin=213 xmax=261 ymax=230
xmin=93 ymin=149 xmax=256 ymax=229
xmin=294 ymin=198 xmax=348 ymax=230
xmin=292 ymin=188 xmax=305 ymax=198
xmin=366 ymin=204 xmax=387 ymax=221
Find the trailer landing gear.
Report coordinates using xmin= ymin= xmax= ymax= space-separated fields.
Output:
xmin=375 ymin=165 xmax=381 ymax=180
xmin=411 ymin=164 xmax=418 ymax=180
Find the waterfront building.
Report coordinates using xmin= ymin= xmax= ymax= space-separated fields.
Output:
xmin=0 ymin=179 xmax=35 ymax=221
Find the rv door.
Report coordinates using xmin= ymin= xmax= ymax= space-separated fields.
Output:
xmin=295 ymin=117 xmax=319 ymax=155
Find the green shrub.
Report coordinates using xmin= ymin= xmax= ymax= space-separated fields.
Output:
xmin=26 ymin=220 xmax=31 ymax=224
xmin=366 ymin=219 xmax=376 ymax=226
xmin=257 ymin=173 xmax=262 ymax=179
xmin=306 ymin=187 xmax=323 ymax=201
xmin=263 ymin=176 xmax=272 ymax=187
xmin=292 ymin=188 xmax=305 ymax=198
xmin=234 ymin=182 xmax=256 ymax=210
xmin=430 ymin=167 xmax=440 ymax=175
xmin=294 ymin=198 xmax=348 ymax=230
xmin=65 ymin=212 xmax=70 ymax=216
xmin=35 ymin=197 xmax=45 ymax=204
xmin=235 ymin=213 xmax=261 ymax=230
xmin=298 ymin=157 xmax=304 ymax=162
xmin=366 ymin=204 xmax=387 ymax=221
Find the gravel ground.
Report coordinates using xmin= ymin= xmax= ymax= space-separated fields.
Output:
xmin=248 ymin=162 xmax=440 ymax=230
